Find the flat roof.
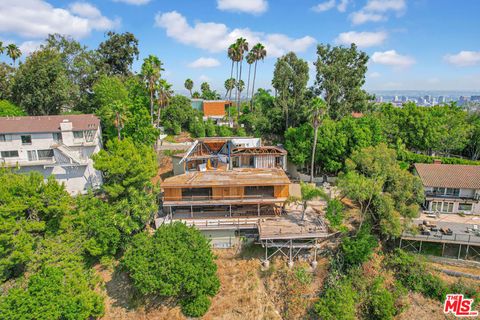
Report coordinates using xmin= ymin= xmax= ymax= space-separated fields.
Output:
xmin=162 ymin=168 xmax=290 ymax=188
xmin=0 ymin=114 xmax=100 ymax=134
xmin=414 ymin=163 xmax=480 ymax=189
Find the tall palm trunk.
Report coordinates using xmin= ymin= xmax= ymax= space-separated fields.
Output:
xmin=310 ymin=125 xmax=319 ymax=183
xmin=246 ymin=63 xmax=252 ymax=104
xmin=149 ymin=82 xmax=154 ymax=125
xmin=237 ymin=59 xmax=243 ymax=113
xmin=235 ymin=61 xmax=239 ymax=114
xmin=251 ymin=60 xmax=258 ymax=109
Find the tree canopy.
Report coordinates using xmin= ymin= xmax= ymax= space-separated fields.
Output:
xmin=122 ymin=222 xmax=220 ymax=317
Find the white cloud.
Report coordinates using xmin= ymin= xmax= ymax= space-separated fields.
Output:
xmin=113 ymin=0 xmax=151 ymax=4
xmin=188 ymin=57 xmax=221 ymax=68
xmin=154 ymin=11 xmax=315 ymax=57
xmin=371 ymin=50 xmax=415 ymax=68
xmin=368 ymin=71 xmax=381 ymax=78
xmin=335 ymin=31 xmax=387 ymax=48
xmin=312 ymin=0 xmax=336 ymax=12
xmin=444 ymin=51 xmax=480 ymax=67
xmin=350 ymin=0 xmax=406 ymax=25
xmin=312 ymin=0 xmax=350 ymax=13
xmin=0 ymin=0 xmax=119 ymax=39
xmin=364 ymin=0 xmax=406 ymax=12
xmin=217 ymin=0 xmax=268 ymax=14
xmin=337 ymin=0 xmax=349 ymax=12
xmin=350 ymin=11 xmax=385 ymax=24
xmin=18 ymin=40 xmax=43 ymax=55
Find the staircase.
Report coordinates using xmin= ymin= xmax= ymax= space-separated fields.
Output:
xmin=54 ymin=144 xmax=88 ymax=165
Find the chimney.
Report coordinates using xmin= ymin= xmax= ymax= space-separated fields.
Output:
xmin=433 ymin=159 xmax=442 ymax=164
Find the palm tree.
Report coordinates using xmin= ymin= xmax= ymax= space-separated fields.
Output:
xmin=287 ymin=182 xmax=326 ymax=221
xmin=224 ymin=78 xmax=235 ymax=99
xmin=245 ymin=51 xmax=255 ymax=103
xmin=6 ymin=44 xmax=21 ymax=66
xmin=250 ymin=43 xmax=267 ymax=108
xmin=140 ymin=55 xmax=163 ymax=125
xmin=157 ymin=79 xmax=173 ymax=126
xmin=184 ymin=78 xmax=194 ymax=97
xmin=227 ymin=43 xmax=237 ymax=99
xmin=309 ymin=98 xmax=327 ymax=183
xmin=236 ymin=80 xmax=245 ymax=103
xmin=234 ymin=38 xmax=249 ymax=112
xmin=0 ymin=41 xmax=4 ymax=55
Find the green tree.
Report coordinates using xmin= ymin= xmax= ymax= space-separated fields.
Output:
xmin=284 ymin=124 xmax=313 ymax=169
xmin=0 ymin=100 xmax=25 ymax=116
xmin=314 ymin=278 xmax=357 ymax=320
xmin=43 ymin=34 xmax=98 ymax=113
xmin=0 ymin=170 xmax=71 ymax=281
xmin=141 ymin=55 xmax=163 ymax=124
xmin=96 ymin=31 xmax=139 ymax=76
xmin=161 ymin=95 xmax=198 ymax=134
xmin=74 ymin=194 xmax=121 ymax=258
xmin=6 ymin=44 xmax=21 ymax=66
xmin=272 ymin=52 xmax=309 ymax=128
xmin=466 ymin=113 xmax=480 ymax=160
xmin=308 ymin=97 xmax=327 ymax=182
xmin=338 ymin=144 xmax=424 ymax=237
xmin=184 ymin=78 xmax=194 ymax=97
xmin=12 ymin=49 xmax=74 ymax=115
xmin=122 ymin=222 xmax=220 ymax=317
xmin=314 ymin=43 xmax=370 ymax=119
xmin=205 ymin=119 xmax=217 ymax=137
xmin=0 ymin=63 xmax=15 ymax=100
xmin=341 ymin=225 xmax=378 ymax=269
xmin=366 ymin=277 xmax=396 ymax=320
xmin=93 ymin=138 xmax=158 ymax=200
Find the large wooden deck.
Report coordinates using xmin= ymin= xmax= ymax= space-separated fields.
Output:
xmin=258 ymin=215 xmax=329 ymax=240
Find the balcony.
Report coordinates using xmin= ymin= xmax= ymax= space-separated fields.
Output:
xmin=424 ymin=191 xmax=476 ymax=201
xmin=1 ymin=157 xmax=56 ymax=167
xmin=163 ymin=194 xmax=286 ymax=207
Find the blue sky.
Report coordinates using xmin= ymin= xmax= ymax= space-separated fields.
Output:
xmin=1 ymin=0 xmax=480 ymax=93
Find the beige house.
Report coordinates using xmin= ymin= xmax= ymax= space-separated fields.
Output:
xmin=0 ymin=114 xmax=103 ymax=194
xmin=414 ymin=163 xmax=480 ymax=215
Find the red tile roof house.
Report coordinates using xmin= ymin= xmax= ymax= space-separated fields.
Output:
xmin=0 ymin=114 xmax=103 ymax=194
xmin=414 ymin=162 xmax=480 ymax=215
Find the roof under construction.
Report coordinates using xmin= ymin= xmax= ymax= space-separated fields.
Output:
xmin=162 ymin=168 xmax=290 ymax=188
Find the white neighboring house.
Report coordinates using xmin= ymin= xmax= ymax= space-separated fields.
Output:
xmin=414 ymin=162 xmax=480 ymax=215
xmin=0 ymin=114 xmax=103 ymax=194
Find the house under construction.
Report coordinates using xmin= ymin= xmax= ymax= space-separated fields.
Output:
xmin=160 ymin=137 xmax=331 ymax=264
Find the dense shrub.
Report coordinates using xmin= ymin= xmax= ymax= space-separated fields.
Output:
xmin=122 ymin=222 xmax=220 ymax=317
xmin=314 ymin=278 xmax=357 ymax=320
xmin=366 ymin=277 xmax=396 ymax=320
xmin=341 ymin=226 xmax=378 ymax=269
xmin=385 ymin=249 xmax=448 ymax=301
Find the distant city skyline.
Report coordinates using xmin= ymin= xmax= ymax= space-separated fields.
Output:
xmin=1 ymin=0 xmax=480 ymax=92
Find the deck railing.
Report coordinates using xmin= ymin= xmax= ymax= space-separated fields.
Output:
xmin=402 ymin=232 xmax=480 ymax=244
xmin=164 ymin=194 xmax=278 ymax=202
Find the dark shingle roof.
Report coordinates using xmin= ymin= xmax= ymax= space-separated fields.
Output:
xmin=414 ymin=163 xmax=480 ymax=189
xmin=0 ymin=114 xmax=100 ymax=134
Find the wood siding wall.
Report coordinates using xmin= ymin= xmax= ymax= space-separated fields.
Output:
xmin=164 ymin=184 xmax=289 ymax=201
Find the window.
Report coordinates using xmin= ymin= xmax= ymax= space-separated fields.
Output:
xmin=73 ymin=131 xmax=84 ymax=139
xmin=431 ymin=201 xmax=442 ymax=211
xmin=458 ymin=203 xmax=473 ymax=212
xmin=37 ymin=149 xmax=54 ymax=160
xmin=21 ymin=135 xmax=32 ymax=145
xmin=1 ymin=150 xmax=19 ymax=158
xmin=84 ymin=130 xmax=94 ymax=142
xmin=433 ymin=187 xmax=445 ymax=194
xmin=442 ymin=202 xmax=454 ymax=213
xmin=446 ymin=188 xmax=460 ymax=196
xmin=52 ymin=132 xmax=62 ymax=142
xmin=0 ymin=134 xmax=12 ymax=142
xmin=27 ymin=150 xmax=38 ymax=161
